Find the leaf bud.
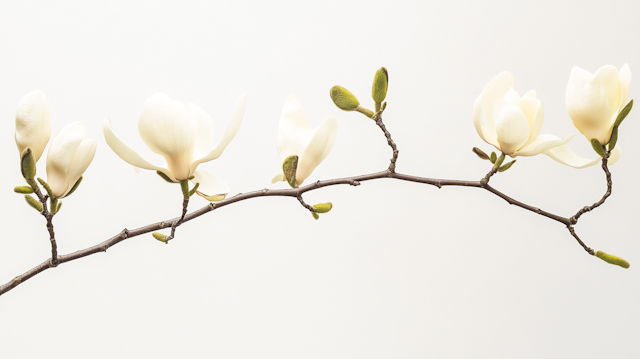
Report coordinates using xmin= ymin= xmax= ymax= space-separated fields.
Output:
xmin=14 ymin=186 xmax=34 ymax=194
xmin=613 ymin=99 xmax=633 ymax=129
xmin=595 ymin=250 xmax=630 ymax=269
xmin=498 ymin=160 xmax=516 ymax=172
xmin=608 ymin=127 xmax=619 ymax=151
xmin=156 ymin=171 xmax=175 ymax=183
xmin=37 ymin=178 xmax=54 ymax=198
xmin=490 ymin=152 xmax=497 ymax=164
xmin=312 ymin=202 xmax=333 ymax=213
xmin=153 ymin=232 xmax=168 ymax=243
xmin=282 ymin=155 xmax=299 ymax=188
xmin=493 ymin=153 xmax=505 ymax=169
xmin=472 ymin=147 xmax=490 ymax=160
xmin=330 ymin=85 xmax=360 ymax=111
xmin=312 ymin=212 xmax=319 ymax=220
xmin=20 ymin=147 xmax=36 ymax=180
xmin=25 ymin=195 xmax=43 ymax=213
xmin=372 ymin=67 xmax=388 ymax=103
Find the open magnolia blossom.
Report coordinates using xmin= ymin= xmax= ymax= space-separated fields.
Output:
xmin=103 ymin=92 xmax=247 ymax=201
xmin=46 ymin=122 xmax=97 ymax=198
xmin=566 ymin=64 xmax=631 ymax=145
xmin=473 ymin=72 xmax=574 ymax=158
xmin=15 ymin=90 xmax=51 ymax=162
xmin=272 ymin=94 xmax=338 ymax=187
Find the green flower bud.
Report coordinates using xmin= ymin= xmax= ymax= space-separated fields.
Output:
xmin=372 ymin=67 xmax=388 ymax=103
xmin=20 ymin=148 xmax=36 ymax=180
xmin=498 ymin=160 xmax=516 ymax=172
xmin=65 ymin=176 xmax=83 ymax=197
xmin=472 ymin=147 xmax=490 ymax=160
xmin=312 ymin=202 xmax=333 ymax=213
xmin=25 ymin=195 xmax=43 ymax=213
xmin=283 ymin=155 xmax=299 ymax=188
xmin=591 ymin=138 xmax=605 ymax=156
xmin=14 ymin=186 xmax=34 ymax=194
xmin=595 ymin=251 xmax=630 ymax=269
xmin=330 ymin=85 xmax=360 ymax=111
xmin=153 ymin=232 xmax=168 ymax=243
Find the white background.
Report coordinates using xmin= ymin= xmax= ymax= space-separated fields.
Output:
xmin=1 ymin=0 xmax=639 ymax=357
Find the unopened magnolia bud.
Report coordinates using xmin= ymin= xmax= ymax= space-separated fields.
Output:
xmin=65 ymin=176 xmax=83 ymax=197
xmin=312 ymin=212 xmax=319 ymax=220
xmin=20 ymin=148 xmax=36 ymax=180
xmin=595 ymin=251 xmax=630 ymax=269
xmin=283 ymin=155 xmax=299 ymax=188
xmin=157 ymin=171 xmax=175 ymax=183
xmin=153 ymin=232 xmax=168 ymax=242
xmin=591 ymin=138 xmax=605 ymax=156
xmin=37 ymin=178 xmax=53 ymax=198
xmin=472 ymin=147 xmax=490 ymax=160
xmin=330 ymin=86 xmax=360 ymax=111
xmin=25 ymin=195 xmax=43 ymax=213
xmin=490 ymin=152 xmax=497 ymax=164
xmin=14 ymin=186 xmax=34 ymax=194
xmin=372 ymin=67 xmax=388 ymax=103
xmin=498 ymin=160 xmax=516 ymax=172
xmin=312 ymin=202 xmax=333 ymax=213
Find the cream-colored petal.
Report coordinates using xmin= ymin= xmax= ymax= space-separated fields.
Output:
xmin=46 ymin=122 xmax=86 ymax=196
xmin=296 ymin=117 xmax=338 ymax=185
xmin=613 ymin=64 xmax=632 ymax=129
xmin=191 ymin=169 xmax=229 ymax=201
xmin=494 ymin=102 xmax=530 ymax=155
xmin=15 ymin=90 xmax=51 ymax=162
xmin=272 ymin=172 xmax=284 ymax=183
xmin=188 ymin=103 xmax=215 ymax=160
xmin=189 ymin=93 xmax=247 ymax=175
xmin=481 ymin=71 xmax=515 ymax=136
xmin=503 ymin=88 xmax=520 ymax=104
xmin=473 ymin=95 xmax=499 ymax=148
xmin=59 ymin=139 xmax=97 ymax=198
xmin=515 ymin=133 xmax=574 ymax=157
xmin=138 ymin=93 xmax=196 ymax=180
xmin=103 ymin=118 xmax=175 ymax=181
xmin=522 ymin=90 xmax=537 ymax=99
xmin=543 ymin=144 xmax=601 ymax=169
xmin=521 ymin=99 xmax=544 ymax=148
xmin=608 ymin=146 xmax=622 ymax=166
xmin=275 ymin=94 xmax=313 ymax=165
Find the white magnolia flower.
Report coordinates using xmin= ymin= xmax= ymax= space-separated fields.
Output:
xmin=566 ymin=64 xmax=631 ymax=145
xmin=473 ymin=71 xmax=574 ymax=157
xmin=46 ymin=122 xmax=97 ymax=198
xmin=15 ymin=90 xmax=51 ymax=162
xmin=272 ymin=94 xmax=338 ymax=186
xmin=103 ymin=92 xmax=247 ymax=201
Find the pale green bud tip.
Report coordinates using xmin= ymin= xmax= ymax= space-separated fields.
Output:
xmin=14 ymin=186 xmax=34 ymax=194
xmin=372 ymin=67 xmax=388 ymax=103
xmin=472 ymin=147 xmax=490 ymax=160
xmin=153 ymin=232 xmax=168 ymax=242
xmin=312 ymin=212 xmax=319 ymax=220
xmin=25 ymin=195 xmax=43 ymax=213
xmin=591 ymin=139 xmax=605 ymax=156
xmin=330 ymin=85 xmax=360 ymax=111
xmin=283 ymin=155 xmax=299 ymax=188
xmin=20 ymin=148 xmax=36 ymax=180
xmin=595 ymin=251 xmax=630 ymax=269
xmin=312 ymin=202 xmax=333 ymax=213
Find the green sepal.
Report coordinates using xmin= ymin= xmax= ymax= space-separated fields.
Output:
xmin=156 ymin=171 xmax=175 ymax=183
xmin=20 ymin=148 xmax=36 ymax=180
xmin=498 ymin=160 xmax=516 ymax=172
xmin=372 ymin=67 xmax=388 ymax=103
xmin=50 ymin=197 xmax=58 ymax=214
xmin=188 ymin=182 xmax=200 ymax=197
xmin=52 ymin=201 xmax=62 ymax=214
xmin=65 ymin=176 xmax=83 ymax=197
xmin=312 ymin=202 xmax=333 ymax=213
xmin=152 ymin=232 xmax=168 ymax=243
xmin=595 ymin=250 xmax=630 ymax=269
xmin=493 ymin=153 xmax=505 ymax=169
xmin=613 ymin=99 xmax=633 ymax=129
xmin=25 ymin=195 xmax=43 ymax=213
xmin=180 ymin=180 xmax=190 ymax=199
xmin=590 ymin=138 xmax=605 ymax=156
xmin=37 ymin=178 xmax=54 ymax=198
xmin=490 ymin=152 xmax=497 ymax=164
xmin=381 ymin=102 xmax=387 ymax=112
xmin=14 ymin=186 xmax=34 ymax=194
xmin=330 ymin=85 xmax=360 ymax=111
xmin=608 ymin=127 xmax=619 ymax=151
xmin=312 ymin=212 xmax=319 ymax=220
xmin=283 ymin=155 xmax=299 ymax=188
xmin=472 ymin=147 xmax=490 ymax=160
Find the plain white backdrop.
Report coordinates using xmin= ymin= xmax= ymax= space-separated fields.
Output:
xmin=1 ymin=0 xmax=639 ymax=357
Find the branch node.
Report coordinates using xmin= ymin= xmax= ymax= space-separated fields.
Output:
xmin=350 ymin=180 xmax=360 ymax=186
xmin=121 ymin=228 xmax=129 ymax=239
xmin=209 ymin=203 xmax=216 ymax=210
xmin=263 ymin=188 xmax=269 ymax=194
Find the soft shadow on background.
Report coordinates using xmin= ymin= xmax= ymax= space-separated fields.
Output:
xmin=1 ymin=1 xmax=639 ymax=357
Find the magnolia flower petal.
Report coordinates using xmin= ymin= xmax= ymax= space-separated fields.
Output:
xmin=138 ymin=93 xmax=196 ymax=180
xmin=481 ymin=71 xmax=514 ymax=135
xmin=271 ymin=172 xmax=284 ymax=183
xmin=543 ymin=144 xmax=601 ymax=169
xmin=515 ymin=133 xmax=574 ymax=157
xmin=608 ymin=146 xmax=622 ymax=166
xmin=59 ymin=139 xmax=97 ymax=197
xmin=494 ymin=101 xmax=530 ymax=155
xmin=15 ymin=90 xmax=51 ymax=162
xmin=276 ymin=94 xmax=313 ymax=165
xmin=188 ymin=103 xmax=215 ymax=159
xmin=190 ymin=93 xmax=247 ymax=175
xmin=618 ymin=63 xmax=632 ymax=117
xmin=503 ymin=88 xmax=520 ymax=104
xmin=521 ymin=98 xmax=544 ymax=148
xmin=296 ymin=117 xmax=338 ymax=185
xmin=472 ymin=95 xmax=499 ymax=148
xmin=46 ymin=122 xmax=86 ymax=196
xmin=103 ymin=118 xmax=175 ymax=181
xmin=191 ymin=169 xmax=229 ymax=201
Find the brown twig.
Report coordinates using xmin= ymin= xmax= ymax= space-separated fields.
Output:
xmin=570 ymin=152 xmax=612 ymax=224
xmin=374 ymin=114 xmax=398 ymax=173
xmin=26 ymin=179 xmax=58 ymax=266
